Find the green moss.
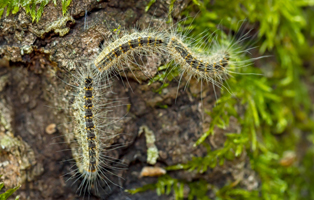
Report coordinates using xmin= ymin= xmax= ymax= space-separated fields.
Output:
xmin=0 ymin=175 xmax=20 ymax=200
xmin=145 ymin=0 xmax=156 ymax=12
xmin=127 ymin=175 xmax=185 ymax=199
xmin=0 ymin=0 xmax=72 ymax=22
xmin=148 ymin=62 xmax=181 ymax=94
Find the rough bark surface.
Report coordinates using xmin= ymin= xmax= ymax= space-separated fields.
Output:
xmin=0 ymin=0 xmax=258 ymax=199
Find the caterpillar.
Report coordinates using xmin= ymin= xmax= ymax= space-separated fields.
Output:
xmin=94 ymin=27 xmax=234 ymax=91
xmin=60 ymin=62 xmax=125 ymax=196
xmin=73 ymin=72 xmax=100 ymax=186
xmin=167 ymin=34 xmax=230 ymax=85
xmin=94 ymin=30 xmax=169 ymax=83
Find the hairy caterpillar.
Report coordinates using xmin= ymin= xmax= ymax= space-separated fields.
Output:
xmin=72 ymin=69 xmax=101 ymax=189
xmin=94 ymin=30 xmax=169 ymax=84
xmin=95 ymin=33 xmax=166 ymax=72
xmin=93 ymin=20 xmax=261 ymax=101
xmin=59 ymin=62 xmax=125 ymax=196
xmin=94 ymin=29 xmax=232 ymax=90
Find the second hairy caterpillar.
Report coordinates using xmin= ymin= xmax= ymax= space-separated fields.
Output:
xmin=94 ymin=26 xmax=234 ymax=90
xmin=62 ymin=63 xmax=124 ymax=196
xmin=94 ymin=31 xmax=168 ymax=81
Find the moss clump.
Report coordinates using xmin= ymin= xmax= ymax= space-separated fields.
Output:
xmin=0 ymin=178 xmax=20 ymax=200
xmin=0 ymin=0 xmax=72 ymax=22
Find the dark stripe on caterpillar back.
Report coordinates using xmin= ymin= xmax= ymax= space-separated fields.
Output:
xmin=168 ymin=37 xmax=230 ymax=73
xmin=84 ymin=77 xmax=97 ymax=173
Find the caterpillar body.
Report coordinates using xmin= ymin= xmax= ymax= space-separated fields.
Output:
xmin=95 ymin=33 xmax=230 ymax=72
xmin=95 ymin=31 xmax=168 ymax=76
xmin=167 ymin=35 xmax=230 ymax=83
xmin=63 ymin=63 xmax=124 ymax=195
xmin=76 ymin=75 xmax=99 ymax=176
xmin=94 ymin=28 xmax=235 ymax=90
